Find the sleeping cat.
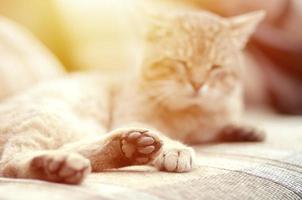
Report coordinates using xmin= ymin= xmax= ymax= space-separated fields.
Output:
xmin=0 ymin=10 xmax=265 ymax=184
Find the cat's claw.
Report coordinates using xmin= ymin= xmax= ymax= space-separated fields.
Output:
xmin=154 ymin=147 xmax=195 ymax=173
xmin=31 ymin=153 xmax=91 ymax=184
xmin=120 ymin=129 xmax=163 ymax=165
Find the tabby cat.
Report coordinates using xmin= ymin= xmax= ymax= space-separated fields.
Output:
xmin=0 ymin=10 xmax=264 ymax=184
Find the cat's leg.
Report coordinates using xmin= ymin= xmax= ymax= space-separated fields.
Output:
xmin=0 ymin=136 xmax=91 ymax=184
xmin=217 ymin=124 xmax=265 ymax=142
xmin=98 ymin=127 xmax=196 ymax=173
xmin=61 ymin=127 xmax=163 ymax=172
xmin=186 ymin=124 xmax=265 ymax=144
xmin=0 ymin=109 xmax=97 ymax=184
xmin=103 ymin=124 xmax=196 ymax=173
xmin=212 ymin=94 xmax=265 ymax=142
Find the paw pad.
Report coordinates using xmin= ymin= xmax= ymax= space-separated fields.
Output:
xmin=120 ymin=130 xmax=162 ymax=165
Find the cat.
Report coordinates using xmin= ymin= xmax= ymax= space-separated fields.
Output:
xmin=0 ymin=10 xmax=265 ymax=184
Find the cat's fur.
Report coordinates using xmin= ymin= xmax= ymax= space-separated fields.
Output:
xmin=0 ymin=10 xmax=264 ymax=184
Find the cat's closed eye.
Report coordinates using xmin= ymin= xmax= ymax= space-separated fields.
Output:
xmin=208 ymin=67 xmax=238 ymax=89
xmin=144 ymin=59 xmax=184 ymax=80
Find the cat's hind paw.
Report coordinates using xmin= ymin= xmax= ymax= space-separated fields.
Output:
xmin=30 ymin=152 xmax=91 ymax=184
xmin=120 ymin=129 xmax=163 ymax=165
xmin=218 ymin=125 xmax=265 ymax=142
xmin=154 ymin=147 xmax=195 ymax=173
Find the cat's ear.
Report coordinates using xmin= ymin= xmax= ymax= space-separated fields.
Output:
xmin=228 ymin=11 xmax=265 ymax=49
xmin=144 ymin=14 xmax=172 ymax=42
xmin=132 ymin=2 xmax=172 ymax=42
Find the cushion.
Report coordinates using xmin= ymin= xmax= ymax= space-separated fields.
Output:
xmin=0 ymin=16 xmax=65 ymax=100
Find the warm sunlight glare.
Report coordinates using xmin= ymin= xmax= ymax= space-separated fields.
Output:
xmin=54 ymin=0 xmax=140 ymax=70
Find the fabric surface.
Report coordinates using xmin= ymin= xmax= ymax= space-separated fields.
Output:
xmin=0 ymin=112 xmax=301 ymax=200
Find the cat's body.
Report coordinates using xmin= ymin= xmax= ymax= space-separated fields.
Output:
xmin=0 ymin=10 xmax=265 ymax=184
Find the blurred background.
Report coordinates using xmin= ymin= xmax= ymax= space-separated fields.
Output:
xmin=0 ymin=0 xmax=301 ymax=115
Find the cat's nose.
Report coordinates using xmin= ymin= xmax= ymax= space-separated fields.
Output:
xmin=191 ymin=82 xmax=202 ymax=92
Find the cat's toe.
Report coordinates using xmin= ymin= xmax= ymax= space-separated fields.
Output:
xmin=120 ymin=130 xmax=163 ymax=165
xmin=31 ymin=153 xmax=91 ymax=184
xmin=154 ymin=147 xmax=195 ymax=173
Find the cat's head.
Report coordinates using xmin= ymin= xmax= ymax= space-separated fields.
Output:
xmin=139 ymin=10 xmax=265 ymax=110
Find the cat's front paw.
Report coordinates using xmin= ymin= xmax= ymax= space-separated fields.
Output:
xmin=120 ymin=129 xmax=163 ymax=165
xmin=154 ymin=147 xmax=195 ymax=173
xmin=31 ymin=152 xmax=91 ymax=184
